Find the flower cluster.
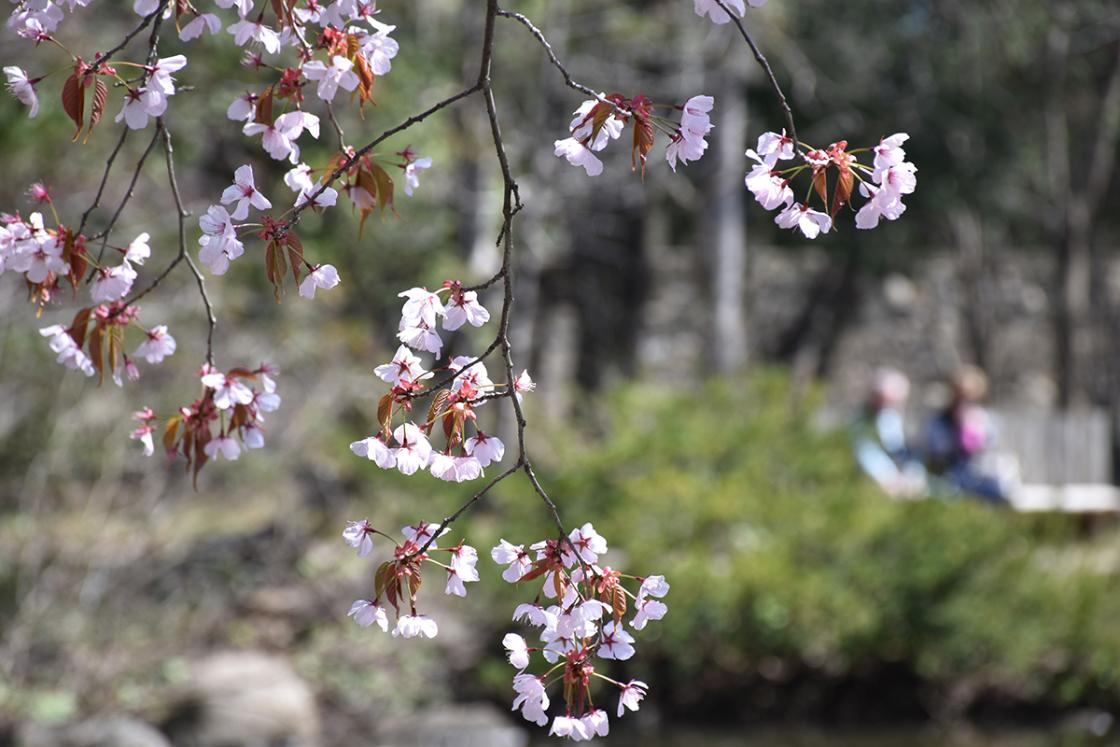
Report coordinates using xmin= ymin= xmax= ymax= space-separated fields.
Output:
xmin=344 ymin=519 xmax=479 ymax=637
xmin=495 ymin=524 xmax=668 ymax=741
xmin=154 ymin=363 xmax=281 ymax=477
xmin=349 ymin=280 xmax=527 ymax=484
xmin=744 ymin=130 xmax=917 ymax=238
xmin=554 ymin=93 xmax=713 ymax=177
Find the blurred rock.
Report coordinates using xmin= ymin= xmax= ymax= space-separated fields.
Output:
xmin=16 ymin=716 xmax=171 ymax=747
xmin=163 ymin=651 xmax=320 ymax=747
xmin=376 ymin=704 xmax=526 ymax=747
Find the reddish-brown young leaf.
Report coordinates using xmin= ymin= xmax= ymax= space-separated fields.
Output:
xmin=629 ymin=95 xmax=654 ymax=178
xmin=517 ymin=559 xmax=551 ymax=584
xmin=255 ymin=86 xmax=274 ymax=125
xmin=812 ymin=167 xmax=829 ymax=208
xmin=351 ymin=54 xmax=374 ymax=111
xmin=61 ymin=72 xmax=84 ymax=141
xmin=88 ymin=326 xmax=104 ymax=382
xmin=68 ymin=307 xmax=91 ymax=348
xmin=612 ymin=584 xmax=627 ymax=624
xmin=407 ymin=571 xmax=422 ymax=600
xmin=107 ymin=325 xmax=121 ymax=379
xmin=831 ymin=163 xmax=854 ymax=219
xmin=371 ymin=164 xmax=395 ymax=217
xmin=86 ymin=77 xmax=108 ymax=139
xmin=377 ymin=393 xmax=394 ymax=438
xmin=426 ymin=389 xmax=450 ymax=434
xmin=163 ymin=415 xmax=182 ymax=453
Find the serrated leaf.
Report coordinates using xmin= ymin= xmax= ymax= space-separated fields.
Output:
xmin=426 ymin=389 xmax=450 ymax=431
xmin=370 ymin=164 xmax=395 ymax=217
xmin=612 ymin=585 xmax=627 ymax=624
xmin=61 ymin=73 xmax=84 ymax=141
xmin=86 ymin=77 xmax=107 ymax=139
xmin=88 ymin=326 xmax=103 ymax=382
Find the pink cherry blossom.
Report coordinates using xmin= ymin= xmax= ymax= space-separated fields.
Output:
xmin=134 ymin=325 xmax=176 ymax=364
xmin=391 ymin=613 xmax=438 ymax=639
xmin=347 ymin=599 xmax=389 ymax=630
xmin=582 ymin=710 xmax=609 ymax=738
xmin=374 ymin=345 xmax=431 ymax=385
xmin=493 ymin=540 xmax=533 ymax=583
xmin=227 ymin=19 xmax=281 ymax=54
xmin=179 ymin=13 xmax=221 ymax=41
xmin=775 ymin=202 xmax=832 ymax=239
xmin=200 ymin=371 xmax=254 ymax=409
xmin=342 ymin=518 xmax=376 ymax=556
xmin=350 ymin=434 xmax=397 ymax=469
xmin=756 ymin=129 xmax=795 ymax=166
xmin=125 ymin=232 xmax=150 ymax=265
xmin=227 ymin=91 xmax=258 ymax=122
xmin=4 ymin=66 xmax=38 ymax=117
xmin=391 ymin=422 xmax=432 ymax=475
xmin=90 ymin=262 xmax=137 ymax=302
xmin=403 ymin=156 xmax=432 ymax=197
xmin=40 ymin=325 xmax=94 ymax=376
xmin=502 ymin=633 xmax=531 ymax=670
xmin=298 ymin=263 xmax=340 ymax=299
xmin=464 ymin=431 xmax=504 ymax=467
xmin=616 ymin=680 xmax=648 ymax=717
xmin=554 ymin=137 xmax=603 ymax=176
xmin=204 ymin=435 xmax=241 ymax=461
xmin=549 ymin=716 xmax=588 ymax=740
xmin=221 ymin=164 xmax=271 ymax=220
xmin=597 ymin=620 xmax=635 ymax=660
xmin=303 ymin=56 xmax=360 ymax=102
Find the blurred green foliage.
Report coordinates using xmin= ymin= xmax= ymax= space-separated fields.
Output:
xmin=466 ymin=372 xmax=1120 ymax=717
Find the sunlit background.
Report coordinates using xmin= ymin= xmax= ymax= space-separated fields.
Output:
xmin=2 ymin=0 xmax=1120 ymax=745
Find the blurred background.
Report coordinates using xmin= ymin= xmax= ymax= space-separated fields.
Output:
xmin=2 ymin=0 xmax=1120 ymax=745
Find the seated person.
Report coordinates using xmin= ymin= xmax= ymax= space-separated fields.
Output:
xmin=853 ymin=368 xmax=927 ymax=498
xmin=924 ymin=366 xmax=1009 ymax=504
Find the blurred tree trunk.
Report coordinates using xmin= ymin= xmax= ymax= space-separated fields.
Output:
xmin=1046 ymin=3 xmax=1120 ymax=408
xmin=952 ymin=208 xmax=991 ymax=376
xmin=707 ymin=72 xmax=749 ymax=373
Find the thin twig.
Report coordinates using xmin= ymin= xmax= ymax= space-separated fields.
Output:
xmin=90 ymin=0 xmax=169 ymax=69
xmin=710 ymin=0 xmax=801 ymax=148
xmin=496 ymin=8 xmax=630 ymax=116
xmin=287 ymin=85 xmax=483 ymax=229
xmin=77 ymin=127 xmax=129 ymax=236
xmin=90 ymin=120 xmax=162 ymax=264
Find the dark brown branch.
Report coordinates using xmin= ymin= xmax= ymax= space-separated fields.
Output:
xmin=90 ymin=119 xmax=162 ymax=264
xmin=496 ymin=8 xmax=630 ymax=116
xmin=77 ymin=127 xmax=129 ymax=237
xmin=710 ymin=0 xmax=801 ymax=149
xmin=90 ymin=0 xmax=169 ymax=69
xmin=287 ymin=84 xmax=483 ymax=229
xmin=120 ymin=124 xmax=216 ymax=365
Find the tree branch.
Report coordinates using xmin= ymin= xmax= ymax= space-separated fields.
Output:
xmin=710 ymin=0 xmax=801 ymax=149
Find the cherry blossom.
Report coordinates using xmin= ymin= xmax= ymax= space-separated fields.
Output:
xmin=3 ymin=66 xmax=37 ymax=117
xmin=374 ymin=345 xmax=430 ymax=386
xmin=402 ymin=156 xmax=432 ymax=197
xmin=179 ymin=13 xmax=221 ymax=41
xmin=200 ymin=371 xmax=255 ymax=409
xmin=464 ymin=431 xmax=504 ymax=468
xmin=402 ymin=520 xmax=450 ymax=548
xmin=90 ymin=262 xmax=137 ymax=303
xmin=40 ymin=325 xmax=94 ymax=376
xmin=631 ymin=598 xmax=668 ymax=630
xmin=358 ymin=19 xmax=399 ymax=74
xmin=775 ymin=202 xmax=832 ymax=239
xmin=492 ymin=540 xmax=533 ymax=583
xmin=350 ymin=434 xmax=396 ymax=469
xmin=125 ymin=233 xmax=151 ymax=265
xmin=554 ymin=137 xmax=603 ymax=177
xmin=512 ymin=674 xmax=550 ymax=726
xmin=582 ymin=710 xmax=609 ymax=738
xmin=502 ymin=633 xmax=531 ymax=670
xmin=303 ymin=56 xmax=360 ymax=102
xmin=566 ymin=522 xmax=608 ymax=565
xmin=693 ymin=0 xmax=766 ymax=25
xmin=294 ymin=181 xmax=338 ymax=209
xmin=198 ymin=205 xmax=245 ymax=275
xmin=443 ymin=289 xmax=490 ymax=330
xmin=757 ymin=129 xmax=796 ymax=166
xmin=616 ymin=680 xmax=648 ymax=717
xmin=597 ymin=620 xmax=635 ymax=660
xmin=204 ymin=435 xmax=241 ymax=461
xmin=745 ymin=151 xmax=794 ymax=210
xmin=227 ymin=19 xmax=281 ymax=54
xmin=284 ymin=163 xmax=314 ymax=193
xmin=221 ymin=164 xmax=272 ymax=220
xmin=391 ymin=422 xmax=432 ymax=475
xmin=227 ymin=92 xmax=258 ymax=122
xmin=549 ymin=716 xmax=588 ymax=740
xmin=148 ymin=55 xmax=187 ymax=97
xmin=347 ymin=599 xmax=389 ymax=630
xmin=298 ymin=264 xmax=341 ymax=299
xmin=130 ymin=408 xmax=156 ymax=456
xmin=398 ymin=287 xmax=444 ymax=327
xmin=342 ymin=518 xmax=376 ymax=556
xmin=134 ymin=325 xmax=177 ymax=364
xmin=392 ymin=613 xmax=438 ymax=639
